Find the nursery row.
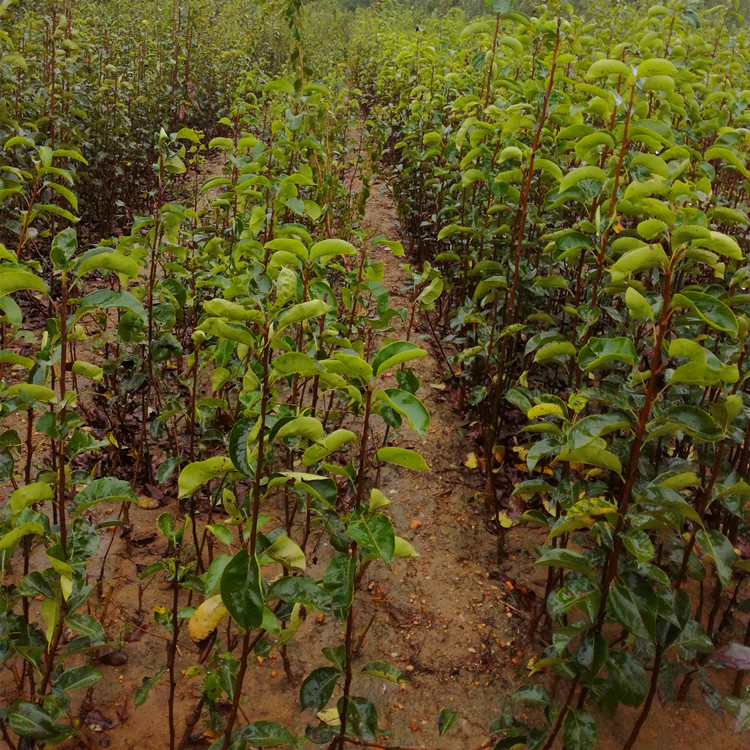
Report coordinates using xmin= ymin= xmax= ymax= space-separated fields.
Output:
xmin=3 ymin=0 xmax=750 ymax=748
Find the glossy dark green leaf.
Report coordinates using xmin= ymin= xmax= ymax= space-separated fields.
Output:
xmin=228 ymin=418 xmax=255 ymax=476
xmin=323 ymin=553 xmax=355 ymax=618
xmin=696 ymin=528 xmax=736 ymax=589
xmin=134 ymin=668 xmax=166 ymax=708
xmin=300 ymin=667 xmax=341 ymax=712
xmin=7 ymin=701 xmax=71 ymax=741
xmin=220 ymin=550 xmax=264 ymax=631
xmin=269 ymin=576 xmax=332 ymax=612
xmin=535 ymin=548 xmax=596 ymax=580
xmin=608 ymin=573 xmax=657 ymax=641
xmin=563 ymin=708 xmax=597 ymax=750
xmin=237 ymin=720 xmax=295 ymax=747
xmin=606 ymin=651 xmax=648 ymax=707
xmin=339 ymin=696 xmax=378 ymax=740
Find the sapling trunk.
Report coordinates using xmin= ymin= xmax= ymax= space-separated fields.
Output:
xmin=334 ymin=387 xmax=372 ymax=750
xmin=221 ymin=325 xmax=271 ymax=749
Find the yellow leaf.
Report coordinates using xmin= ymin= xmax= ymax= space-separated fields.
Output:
xmin=496 ymin=511 xmax=514 ymax=529
xmin=317 ymin=708 xmax=341 ymax=726
xmin=583 ymin=468 xmax=602 ymax=480
xmin=188 ymin=594 xmax=228 ymax=643
xmin=464 ymin=452 xmax=478 ymax=469
xmin=528 ymin=403 xmax=564 ymax=419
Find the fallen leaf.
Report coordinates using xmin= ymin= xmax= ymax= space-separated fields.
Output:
xmin=410 ymin=719 xmax=419 ymax=732
xmin=463 ymin=453 xmax=478 ymax=469
xmin=136 ymin=495 xmax=160 ymax=510
xmin=98 ymin=650 xmax=127 ymax=667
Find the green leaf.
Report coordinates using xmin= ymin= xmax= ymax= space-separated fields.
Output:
xmin=340 ymin=696 xmax=378 ymax=741
xmin=77 ymin=250 xmax=139 ymax=278
xmin=309 ymin=238 xmax=358 ymax=264
xmin=609 ymin=573 xmax=657 ymax=640
xmin=693 ymin=230 xmax=742 ymax=260
xmin=178 ymin=456 xmax=234 ymax=498
xmin=54 ymin=665 xmax=102 ymax=692
xmin=73 ymin=477 xmax=136 ymax=514
xmin=696 ymin=529 xmax=736 ymax=590
xmin=652 ymin=405 xmax=722 ymax=442
xmin=324 ymin=553 xmax=355 ymax=618
xmin=198 ymin=317 xmax=255 ymax=346
xmin=559 ymin=165 xmax=607 ymax=193
xmin=586 ymin=58 xmax=633 ymax=80
xmin=567 ymin=414 xmax=630 ymax=451
xmin=327 ymin=352 xmax=372 ymax=382
xmin=5 ymin=383 xmax=56 ymax=402
xmin=606 ymin=651 xmax=648 ymax=707
xmin=300 ymin=667 xmax=340 ymax=712
xmin=375 ymin=446 xmax=429 ymax=471
xmin=625 ymin=286 xmax=653 ymax=321
xmin=563 ymin=708 xmax=597 ymax=750
xmin=609 ymin=243 xmax=668 ymax=281
xmin=0 ymin=521 xmax=44 ymax=551
xmin=380 ymin=389 xmax=430 ymax=434
xmin=622 ymin=530 xmax=654 ymax=565
xmin=1 ymin=52 xmax=27 ymax=70
xmin=220 ymin=550 xmax=264 ymax=631
xmin=7 ymin=702 xmax=70 ymax=741
xmin=302 ymin=429 xmax=357 ymax=466
xmin=277 ymin=300 xmax=330 ymax=330
xmin=437 ymin=708 xmax=460 ymax=735
xmin=228 ymin=418 xmax=256 ymax=476
xmin=416 ymin=277 xmax=443 ymax=309
xmin=394 ymin=537 xmax=420 ymax=558
xmin=203 ymin=298 xmax=262 ymax=323
xmin=237 ymin=721 xmax=295 ymax=747
xmin=578 ymin=337 xmax=637 ymax=371
xmin=372 ymin=341 xmax=426 ymax=376
xmin=349 ymin=513 xmax=395 ymax=563
xmin=269 ymin=575 xmax=332 ymax=611
xmin=671 ymin=291 xmax=738 ymax=335
xmin=668 ymin=339 xmax=737 ymax=386
xmin=276 ymin=416 xmax=324 ymax=443
xmin=10 ymin=482 xmax=54 ymax=513
xmin=535 ymin=548 xmax=596 ymax=579
xmin=264 ymin=533 xmax=306 ymax=573
xmin=72 ymin=361 xmax=103 ymax=383
xmin=0 ymin=270 xmax=47 ymax=297
xmin=273 ymin=352 xmax=321 ymax=377
xmin=512 ymin=685 xmax=551 ymax=705
xmin=558 ymin=440 xmax=622 ymax=475
xmin=79 ymin=289 xmax=146 ymax=319
xmin=534 ymin=341 xmax=576 ymax=362
xmin=134 ymin=668 xmax=166 ymax=708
